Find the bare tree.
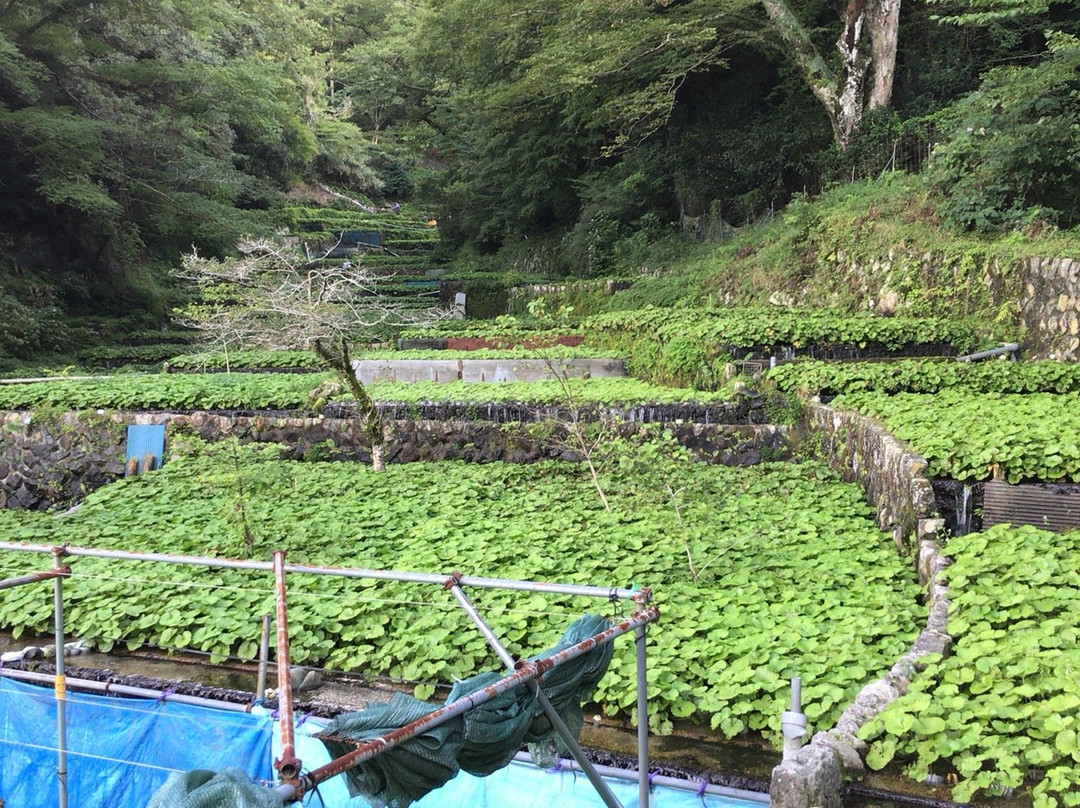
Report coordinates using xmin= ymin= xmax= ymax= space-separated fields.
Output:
xmin=314 ymin=337 xmax=387 ymax=472
xmin=176 ymin=238 xmax=447 ymax=362
xmin=176 ymin=238 xmax=450 ymax=471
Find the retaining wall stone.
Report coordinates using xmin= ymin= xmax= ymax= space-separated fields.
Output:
xmin=771 ymin=401 xmax=954 ymax=808
xmin=0 ymin=411 xmax=789 ymax=510
xmin=803 ymin=400 xmax=937 ymax=551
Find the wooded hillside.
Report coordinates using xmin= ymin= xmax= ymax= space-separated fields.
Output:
xmin=1 ymin=0 xmax=1077 ymax=364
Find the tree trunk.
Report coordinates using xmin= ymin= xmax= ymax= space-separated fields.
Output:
xmin=834 ymin=0 xmax=871 ymax=150
xmin=760 ymin=0 xmax=902 ymax=150
xmin=866 ymin=0 xmax=902 ymax=110
xmin=371 ymin=442 xmax=385 ymax=473
xmin=760 ymin=0 xmax=839 ymax=128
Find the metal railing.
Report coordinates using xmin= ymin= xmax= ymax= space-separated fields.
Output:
xmin=0 ymin=541 xmax=658 ymax=808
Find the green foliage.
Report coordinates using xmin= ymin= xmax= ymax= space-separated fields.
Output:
xmin=0 ymin=372 xmax=732 ymax=410
xmin=929 ymin=33 xmax=1080 ymax=231
xmin=831 ymin=390 xmax=1080 ymax=482
xmin=0 ymin=451 xmax=921 ymax=738
xmin=0 ymin=373 xmax=333 ymax=412
xmin=769 ymin=359 xmax=1080 ymax=397
xmin=925 ymin=0 xmax=1060 ymax=26
xmin=560 ymin=149 xmax=677 ymax=277
xmin=364 ymin=378 xmax=733 ymax=407
xmin=310 ymin=118 xmax=383 ymax=191
xmin=859 ymin=524 xmax=1080 ymax=807
xmin=165 ymin=351 xmax=327 ymax=373
xmin=585 ymin=307 xmax=986 ymax=389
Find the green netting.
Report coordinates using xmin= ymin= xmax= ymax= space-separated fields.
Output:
xmin=146 ymin=768 xmax=284 ymax=808
xmin=321 ymin=613 xmax=614 ymax=808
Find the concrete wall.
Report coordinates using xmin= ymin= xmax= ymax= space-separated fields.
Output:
xmin=0 ymin=411 xmax=789 ymax=511
xmin=352 ymin=357 xmax=626 ymax=383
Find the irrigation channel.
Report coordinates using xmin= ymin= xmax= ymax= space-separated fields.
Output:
xmin=0 ymin=542 xmax=994 ymax=808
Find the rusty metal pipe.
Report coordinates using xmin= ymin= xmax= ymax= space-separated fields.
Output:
xmin=273 ymin=551 xmax=301 ymax=783
xmin=0 ymin=566 xmax=69 ymax=590
xmin=281 ymin=606 xmax=660 ymax=803
xmin=0 ymin=542 xmax=637 ymax=600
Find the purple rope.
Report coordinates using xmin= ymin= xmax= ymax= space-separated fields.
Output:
xmin=647 ymin=770 xmax=659 ymax=789
xmin=295 ymin=711 xmax=314 ymax=728
xmin=546 ymin=757 xmax=566 ymax=774
xmin=156 ymin=687 xmax=175 ymax=704
xmin=697 ymin=780 xmax=709 ymax=806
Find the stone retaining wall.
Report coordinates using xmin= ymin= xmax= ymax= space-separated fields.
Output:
xmin=771 ymin=402 xmax=952 ymax=808
xmin=803 ymin=400 xmax=937 ymax=551
xmin=1021 ymin=257 xmax=1080 ymax=359
xmin=718 ymin=251 xmax=1079 ymax=361
xmin=0 ymin=411 xmax=789 ymax=511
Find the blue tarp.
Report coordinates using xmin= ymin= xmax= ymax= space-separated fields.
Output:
xmin=0 ymin=677 xmax=273 ymax=808
xmin=280 ymin=717 xmax=759 ymax=808
xmin=413 ymin=759 xmax=756 ymax=808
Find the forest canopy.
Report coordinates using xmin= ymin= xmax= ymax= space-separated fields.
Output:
xmin=0 ymin=0 xmax=1078 ymax=360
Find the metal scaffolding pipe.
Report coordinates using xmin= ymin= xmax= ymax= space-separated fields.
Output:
xmin=0 ymin=668 xmax=255 ymax=713
xmin=446 ymin=579 xmax=625 ymax=808
xmin=53 ymin=547 xmax=69 ymax=808
xmin=273 ymin=551 xmax=301 ymax=784
xmin=0 ymin=566 xmax=70 ymax=591
xmin=956 ymin=342 xmax=1020 ymax=362
xmin=280 ymin=607 xmax=660 ymax=803
xmin=0 ymin=542 xmax=638 ymax=600
xmin=636 ymin=622 xmax=650 ymax=808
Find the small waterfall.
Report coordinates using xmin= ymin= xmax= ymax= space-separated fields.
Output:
xmin=957 ymin=484 xmax=973 ymax=536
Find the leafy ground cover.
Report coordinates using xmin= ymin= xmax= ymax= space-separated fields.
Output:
xmin=830 ymin=390 xmax=1080 ymax=483
xmin=768 ymin=359 xmax=1080 ymax=398
xmin=0 ymin=444 xmax=922 ymax=741
xmin=859 ymin=524 xmax=1080 ymax=808
xmin=165 ymin=350 xmax=328 ymax=372
xmin=584 ymin=307 xmax=989 ymax=389
xmin=165 ymin=347 xmax=623 ymax=372
xmin=363 ymin=378 xmax=733 ymax=406
xmin=399 ymin=320 xmax=578 ymax=339
xmin=0 ymin=373 xmax=335 ymax=411
xmin=0 ymin=374 xmax=734 ymax=411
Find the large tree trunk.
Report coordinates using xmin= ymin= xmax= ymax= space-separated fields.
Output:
xmin=867 ymin=0 xmax=902 ymax=110
xmin=835 ymin=0 xmax=871 ymax=149
xmin=760 ymin=0 xmax=840 ymax=138
xmin=760 ymin=0 xmax=902 ymax=150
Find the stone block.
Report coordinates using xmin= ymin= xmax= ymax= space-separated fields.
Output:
xmin=770 ymin=744 xmax=843 ymax=808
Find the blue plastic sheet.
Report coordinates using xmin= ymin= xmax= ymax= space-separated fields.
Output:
xmin=0 ymin=677 xmax=273 ymax=808
xmin=281 ymin=717 xmax=762 ymax=808
xmin=411 ymin=760 xmax=759 ymax=808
